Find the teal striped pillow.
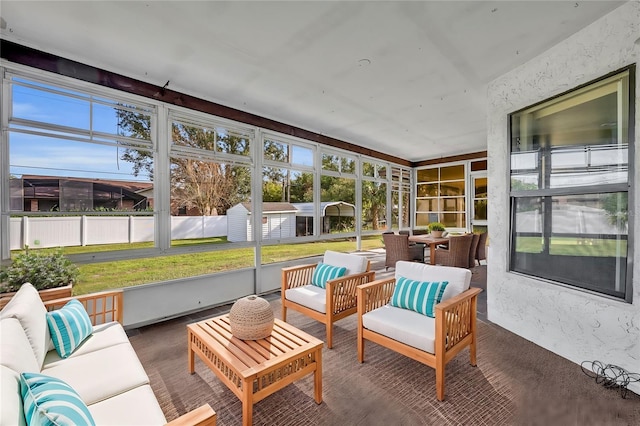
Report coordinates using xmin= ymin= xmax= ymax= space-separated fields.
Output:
xmin=390 ymin=276 xmax=449 ymax=318
xmin=311 ymin=263 xmax=347 ymax=289
xmin=20 ymin=372 xmax=96 ymax=426
xmin=46 ymin=299 xmax=93 ymax=358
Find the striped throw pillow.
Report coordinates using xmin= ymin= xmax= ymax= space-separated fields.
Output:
xmin=46 ymin=299 xmax=93 ymax=358
xmin=390 ymin=276 xmax=449 ymax=318
xmin=311 ymin=263 xmax=347 ymax=289
xmin=20 ymin=372 xmax=96 ymax=426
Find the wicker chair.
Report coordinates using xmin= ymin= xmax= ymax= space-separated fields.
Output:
xmin=476 ymin=232 xmax=488 ymax=265
xmin=281 ymin=250 xmax=375 ymax=348
xmin=468 ymin=233 xmax=480 ymax=269
xmin=383 ymin=233 xmax=425 ymax=270
xmin=433 ymin=234 xmax=474 ymax=268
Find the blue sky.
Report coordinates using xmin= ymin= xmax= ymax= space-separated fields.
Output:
xmin=10 ymin=81 xmax=149 ymax=182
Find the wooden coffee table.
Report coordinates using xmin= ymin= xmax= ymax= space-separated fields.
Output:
xmin=187 ymin=314 xmax=323 ymax=426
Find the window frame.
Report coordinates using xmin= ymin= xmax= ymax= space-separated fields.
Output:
xmin=508 ymin=65 xmax=635 ymax=303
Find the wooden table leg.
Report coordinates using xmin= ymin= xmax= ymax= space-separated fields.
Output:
xmin=314 ymin=348 xmax=322 ymax=404
xmin=187 ymin=331 xmax=195 ymax=374
xmin=429 ymin=243 xmax=437 ymax=265
xmin=242 ymin=378 xmax=253 ymax=426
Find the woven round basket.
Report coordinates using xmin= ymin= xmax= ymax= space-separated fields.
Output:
xmin=229 ymin=295 xmax=274 ymax=340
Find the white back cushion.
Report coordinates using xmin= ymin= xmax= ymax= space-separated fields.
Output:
xmin=395 ymin=261 xmax=471 ymax=302
xmin=323 ymin=250 xmax=368 ymax=275
xmin=1 ymin=365 xmax=26 ymax=426
xmin=0 ymin=318 xmax=40 ymax=373
xmin=0 ymin=283 xmax=50 ymax=368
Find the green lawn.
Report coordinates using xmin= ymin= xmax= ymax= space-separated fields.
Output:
xmin=71 ymin=236 xmax=384 ymax=295
xmin=515 ymin=236 xmax=627 ymax=256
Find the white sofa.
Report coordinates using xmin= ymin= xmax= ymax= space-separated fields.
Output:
xmin=0 ymin=283 xmax=215 ymax=426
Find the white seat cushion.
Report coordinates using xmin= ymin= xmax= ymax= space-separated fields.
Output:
xmin=1 ymin=365 xmax=26 ymax=426
xmin=362 ymin=304 xmax=436 ymax=354
xmin=285 ymin=285 xmax=326 ymax=314
xmin=42 ymin=321 xmax=131 ymax=368
xmin=395 ymin=261 xmax=471 ymax=302
xmin=88 ymin=384 xmax=166 ymax=425
xmin=323 ymin=250 xmax=368 ymax=275
xmin=41 ymin=342 xmax=149 ymax=405
xmin=0 ymin=283 xmax=51 ymax=368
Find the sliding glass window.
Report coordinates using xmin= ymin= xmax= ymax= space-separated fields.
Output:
xmin=509 ymin=67 xmax=633 ymax=301
xmin=6 ymin=74 xmax=155 ymax=255
xmin=169 ymin=113 xmax=253 ymax=250
xmin=320 ymin=150 xmax=357 ymax=235
xmin=361 ymin=160 xmax=388 ymax=232
xmin=391 ymin=167 xmax=412 ymax=230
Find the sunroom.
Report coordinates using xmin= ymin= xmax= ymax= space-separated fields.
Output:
xmin=0 ymin=1 xmax=639 ymax=424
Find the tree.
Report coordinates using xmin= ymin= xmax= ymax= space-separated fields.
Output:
xmin=362 ymin=181 xmax=386 ymax=230
xmin=116 ymin=109 xmax=251 ymax=215
xmin=602 ymin=192 xmax=628 ymax=230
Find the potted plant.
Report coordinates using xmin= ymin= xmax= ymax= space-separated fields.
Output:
xmin=428 ymin=222 xmax=446 ymax=238
xmin=0 ymin=247 xmax=79 ymax=309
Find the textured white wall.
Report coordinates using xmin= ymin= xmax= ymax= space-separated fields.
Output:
xmin=487 ymin=1 xmax=640 ymax=394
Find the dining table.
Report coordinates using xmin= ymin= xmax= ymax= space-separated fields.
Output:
xmin=408 ymin=234 xmax=449 ymax=265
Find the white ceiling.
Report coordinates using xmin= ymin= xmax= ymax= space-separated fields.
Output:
xmin=0 ymin=1 xmax=626 ymax=163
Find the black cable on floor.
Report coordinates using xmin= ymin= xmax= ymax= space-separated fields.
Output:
xmin=581 ymin=360 xmax=640 ymax=399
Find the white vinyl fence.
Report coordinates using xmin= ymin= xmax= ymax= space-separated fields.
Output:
xmin=9 ymin=215 xmax=227 ymax=250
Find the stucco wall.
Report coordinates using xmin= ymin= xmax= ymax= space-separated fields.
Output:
xmin=487 ymin=1 xmax=640 ymax=393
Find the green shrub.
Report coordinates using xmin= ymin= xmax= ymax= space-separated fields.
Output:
xmin=428 ymin=222 xmax=446 ymax=232
xmin=0 ymin=248 xmax=79 ymax=293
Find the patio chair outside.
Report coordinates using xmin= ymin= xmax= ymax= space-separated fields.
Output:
xmin=383 ymin=233 xmax=425 ymax=270
xmin=357 ymin=261 xmax=482 ymax=401
xmin=281 ymin=250 xmax=375 ymax=348
xmin=433 ymin=234 xmax=473 ymax=268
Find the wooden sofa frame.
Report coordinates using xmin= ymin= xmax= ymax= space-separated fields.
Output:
xmin=356 ymin=278 xmax=482 ymax=401
xmin=45 ymin=290 xmax=217 ymax=426
xmin=282 ymin=261 xmax=375 ymax=348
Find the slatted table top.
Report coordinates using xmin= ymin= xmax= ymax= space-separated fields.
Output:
xmin=188 ymin=315 xmax=323 ymax=379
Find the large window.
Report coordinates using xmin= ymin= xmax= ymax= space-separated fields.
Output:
xmin=262 ymin=135 xmax=314 ymax=241
xmin=1 ymin=65 xmax=400 ymax=295
xmin=320 ymin=151 xmax=356 ymax=234
xmin=169 ymin=114 xmax=252 ymax=246
xmin=415 ymin=164 xmax=466 ymax=229
xmin=391 ymin=166 xmax=411 ymax=230
xmin=509 ymin=67 xmax=633 ymax=301
xmin=6 ymin=75 xmax=155 ymax=254
xmin=361 ymin=160 xmax=388 ymax=231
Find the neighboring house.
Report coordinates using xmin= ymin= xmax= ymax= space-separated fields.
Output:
xmin=226 ymin=201 xmax=356 ymax=241
xmin=10 ymin=175 xmax=152 ymax=212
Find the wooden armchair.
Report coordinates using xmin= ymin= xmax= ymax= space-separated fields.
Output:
xmin=357 ymin=261 xmax=482 ymax=401
xmin=433 ymin=233 xmax=474 ymax=268
xmin=383 ymin=233 xmax=425 ymax=269
xmin=282 ymin=250 xmax=375 ymax=348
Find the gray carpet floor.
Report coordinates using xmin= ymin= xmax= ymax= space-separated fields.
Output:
xmin=128 ymin=269 xmax=640 ymax=425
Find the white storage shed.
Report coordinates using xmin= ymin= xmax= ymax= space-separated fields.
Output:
xmin=226 ymin=202 xmax=298 ymax=242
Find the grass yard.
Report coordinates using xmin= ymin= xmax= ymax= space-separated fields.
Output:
xmin=72 ymin=236 xmax=384 ymax=295
xmin=515 ymin=236 xmax=627 ymax=256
